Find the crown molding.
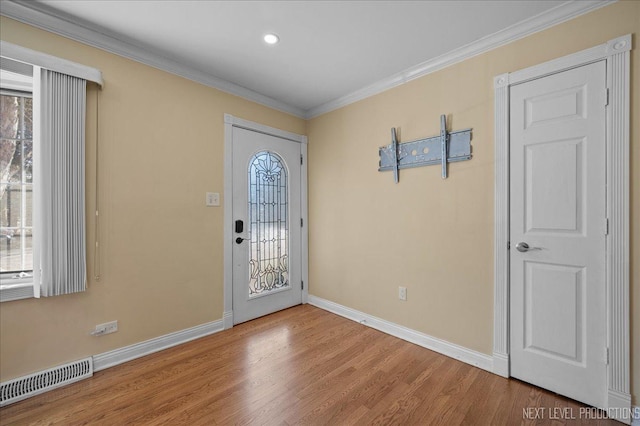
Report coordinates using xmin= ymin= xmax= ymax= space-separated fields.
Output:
xmin=0 ymin=0 xmax=306 ymax=118
xmin=306 ymin=0 xmax=617 ymax=119
xmin=1 ymin=0 xmax=617 ymax=120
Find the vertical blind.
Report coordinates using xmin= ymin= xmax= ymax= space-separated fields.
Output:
xmin=34 ymin=69 xmax=87 ymax=297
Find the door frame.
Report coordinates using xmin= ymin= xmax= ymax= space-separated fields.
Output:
xmin=492 ymin=34 xmax=631 ymax=418
xmin=223 ymin=114 xmax=309 ymax=329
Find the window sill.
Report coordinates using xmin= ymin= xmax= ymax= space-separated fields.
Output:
xmin=0 ymin=282 xmax=34 ymax=302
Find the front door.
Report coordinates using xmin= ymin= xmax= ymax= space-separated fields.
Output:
xmin=509 ymin=61 xmax=607 ymax=408
xmin=232 ymin=126 xmax=302 ymax=324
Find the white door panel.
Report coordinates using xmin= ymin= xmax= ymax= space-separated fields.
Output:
xmin=510 ymin=61 xmax=606 ymax=408
xmin=232 ymin=127 xmax=302 ymax=324
xmin=525 ymin=138 xmax=583 ymax=233
xmin=524 ymin=262 xmax=585 ymax=363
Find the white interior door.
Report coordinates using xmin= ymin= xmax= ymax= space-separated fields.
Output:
xmin=232 ymin=127 xmax=302 ymax=324
xmin=509 ymin=61 xmax=607 ymax=408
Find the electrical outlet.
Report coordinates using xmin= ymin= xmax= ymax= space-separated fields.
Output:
xmin=398 ymin=286 xmax=407 ymax=301
xmin=91 ymin=320 xmax=118 ymax=336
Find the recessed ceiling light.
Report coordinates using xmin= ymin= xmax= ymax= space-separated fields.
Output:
xmin=264 ymin=33 xmax=279 ymax=45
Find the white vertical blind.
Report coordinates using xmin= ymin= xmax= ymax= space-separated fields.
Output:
xmin=33 ymin=68 xmax=87 ymax=297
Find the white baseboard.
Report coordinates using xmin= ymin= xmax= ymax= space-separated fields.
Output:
xmin=93 ymin=319 xmax=224 ymax=371
xmin=308 ymin=295 xmax=493 ymax=373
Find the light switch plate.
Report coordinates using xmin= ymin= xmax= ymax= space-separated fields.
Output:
xmin=206 ymin=192 xmax=220 ymax=206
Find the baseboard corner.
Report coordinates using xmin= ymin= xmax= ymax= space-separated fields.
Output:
xmin=308 ymin=294 xmax=493 ymax=374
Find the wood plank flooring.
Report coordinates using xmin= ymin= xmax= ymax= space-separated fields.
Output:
xmin=0 ymin=304 xmax=619 ymax=425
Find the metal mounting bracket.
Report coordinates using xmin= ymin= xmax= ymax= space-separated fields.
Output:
xmin=378 ymin=114 xmax=472 ymax=182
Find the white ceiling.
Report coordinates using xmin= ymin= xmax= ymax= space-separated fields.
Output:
xmin=3 ymin=0 xmax=611 ymax=118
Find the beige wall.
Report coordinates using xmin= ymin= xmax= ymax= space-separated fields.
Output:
xmin=0 ymin=0 xmax=638 ymax=408
xmin=0 ymin=16 xmax=305 ymax=381
xmin=307 ymin=1 xmax=639 ymax=405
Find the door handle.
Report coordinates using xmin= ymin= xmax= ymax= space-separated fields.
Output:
xmin=235 ymin=237 xmax=247 ymax=244
xmin=515 ymin=242 xmax=541 ymax=252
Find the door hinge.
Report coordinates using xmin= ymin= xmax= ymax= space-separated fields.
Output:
xmin=301 ymin=218 xmax=304 ymax=227
xmin=507 ymin=241 xmax=510 ymax=250
xmin=605 ymin=347 xmax=610 ymax=365
xmin=605 ymin=218 xmax=609 ymax=235
xmin=605 ymin=88 xmax=610 ymax=106
xmin=301 ymin=154 xmax=304 ymax=165
xmin=301 ymin=280 xmax=304 ymax=290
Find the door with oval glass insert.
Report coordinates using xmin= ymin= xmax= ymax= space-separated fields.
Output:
xmin=232 ymin=127 xmax=302 ymax=324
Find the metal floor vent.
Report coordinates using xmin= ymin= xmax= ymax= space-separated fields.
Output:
xmin=0 ymin=357 xmax=93 ymax=406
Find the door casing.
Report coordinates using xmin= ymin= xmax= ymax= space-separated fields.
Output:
xmin=493 ymin=34 xmax=631 ymax=421
xmin=223 ymin=114 xmax=308 ymax=329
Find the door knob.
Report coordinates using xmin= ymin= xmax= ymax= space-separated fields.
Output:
xmin=515 ymin=242 xmax=541 ymax=252
xmin=235 ymin=237 xmax=247 ymax=244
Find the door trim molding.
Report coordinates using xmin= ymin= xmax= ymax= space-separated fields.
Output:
xmin=492 ymin=34 xmax=631 ymax=420
xmin=223 ymin=114 xmax=309 ymax=328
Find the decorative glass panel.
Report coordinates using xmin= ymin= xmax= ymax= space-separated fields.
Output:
xmin=247 ymin=151 xmax=289 ymax=296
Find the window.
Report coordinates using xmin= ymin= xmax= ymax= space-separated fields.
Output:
xmin=1 ymin=91 xmax=34 ymax=278
xmin=0 ymin=42 xmax=103 ymax=301
xmin=0 ymin=61 xmax=34 ymax=300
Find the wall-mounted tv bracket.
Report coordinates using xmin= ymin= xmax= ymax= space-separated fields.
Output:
xmin=378 ymin=114 xmax=472 ymax=181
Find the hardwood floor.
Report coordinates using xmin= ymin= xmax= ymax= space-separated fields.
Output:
xmin=0 ymin=305 xmax=619 ymax=425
